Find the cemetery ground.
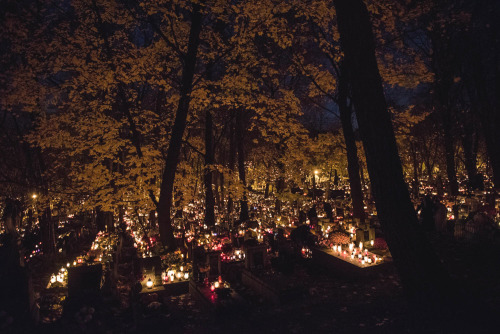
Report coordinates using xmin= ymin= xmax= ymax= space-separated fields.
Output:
xmin=17 ymin=232 xmax=500 ymax=334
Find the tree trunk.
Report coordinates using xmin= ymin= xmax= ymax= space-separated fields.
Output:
xmin=338 ymin=62 xmax=365 ymax=221
xmin=157 ymin=4 xmax=203 ymax=249
xmin=410 ymin=142 xmax=420 ymax=196
xmin=462 ymin=114 xmax=478 ymax=189
xmin=442 ymin=113 xmax=459 ymax=196
xmin=236 ymin=110 xmax=249 ymax=222
xmin=492 ymin=67 xmax=500 ymax=187
xmin=475 ymin=97 xmax=500 ymax=188
xmin=96 ymin=209 xmax=114 ymax=233
xmin=107 ymin=211 xmax=114 ymax=233
xmin=149 ymin=210 xmax=156 ymax=229
xmin=3 ymin=199 xmax=22 ymax=240
xmin=429 ymin=27 xmax=459 ymax=196
xmin=477 ymin=81 xmax=500 ymax=187
xmin=333 ymin=0 xmax=456 ymax=314
xmin=275 ymin=161 xmax=285 ymax=215
xmin=215 ymin=171 xmax=222 ymax=210
xmin=204 ymin=109 xmax=216 ymax=226
xmin=465 ymin=5 xmax=500 ymax=188
xmin=227 ymin=116 xmax=236 ymax=216
xmin=312 ymin=171 xmax=316 ymax=199
xmin=40 ymin=207 xmax=56 ymax=254
xmin=27 ymin=209 xmax=34 ymax=233
xmin=483 ymin=124 xmax=500 ymax=187
xmin=118 ymin=206 xmax=125 ymax=230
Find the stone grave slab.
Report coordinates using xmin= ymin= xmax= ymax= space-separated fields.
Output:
xmin=244 ymin=244 xmax=269 ymax=271
xmin=311 ymin=247 xmax=389 ymax=278
xmin=241 ymin=269 xmax=305 ymax=304
xmin=188 ymin=279 xmax=246 ymax=315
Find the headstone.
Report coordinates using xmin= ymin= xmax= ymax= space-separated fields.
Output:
xmin=263 ymin=233 xmax=276 ymax=251
xmin=206 ymin=251 xmax=221 ymax=280
xmin=355 ymin=229 xmax=365 ymax=243
xmin=355 ymin=227 xmax=375 ymax=244
xmin=68 ymin=264 xmax=103 ymax=298
xmin=368 ymin=227 xmax=375 ymax=241
xmin=336 ymin=207 xmax=344 ymax=218
xmin=136 ymin=256 xmax=162 ymax=287
xmin=330 ymin=189 xmax=345 ymax=199
xmin=244 ymin=244 xmax=269 ymax=271
xmin=298 ymin=211 xmax=307 ymax=224
xmin=307 ymin=206 xmax=318 ymax=220
xmin=452 ymin=205 xmax=460 ymax=220
xmin=465 ymin=198 xmax=478 ymax=212
xmin=0 ymin=240 xmax=38 ymax=324
xmin=324 ymin=202 xmax=333 ymax=219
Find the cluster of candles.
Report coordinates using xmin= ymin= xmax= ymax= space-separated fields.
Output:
xmin=331 ymin=241 xmax=380 ymax=266
xmin=221 ymin=249 xmax=245 ymax=262
xmin=209 ymin=276 xmax=230 ymax=292
xmin=301 ymin=247 xmax=313 ymax=259
xmin=25 ymin=243 xmax=43 ymax=261
xmin=162 ymin=266 xmax=190 ymax=283
xmin=49 ymin=267 xmax=68 ymax=286
xmin=48 ymin=232 xmax=119 ymax=288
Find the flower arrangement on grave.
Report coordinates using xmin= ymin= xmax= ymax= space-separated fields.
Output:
xmin=161 ymin=250 xmax=183 ymax=266
xmin=330 ymin=232 xmax=351 ymax=245
xmin=373 ymin=237 xmax=388 ymax=250
xmin=161 ymin=251 xmax=191 ymax=283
